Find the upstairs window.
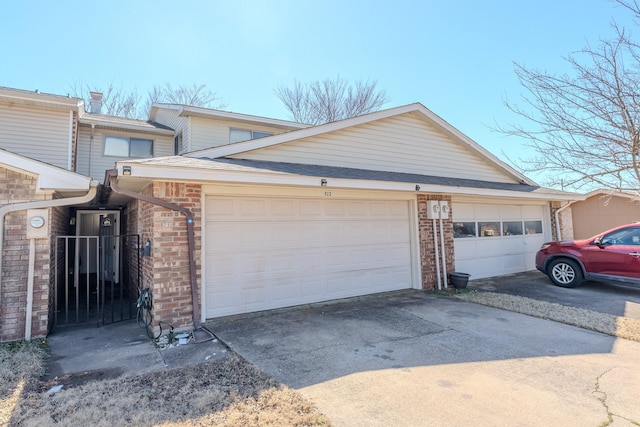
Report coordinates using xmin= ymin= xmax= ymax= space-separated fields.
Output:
xmin=229 ymin=129 xmax=273 ymax=144
xmin=173 ymin=133 xmax=183 ymax=155
xmin=104 ymin=136 xmax=153 ymax=158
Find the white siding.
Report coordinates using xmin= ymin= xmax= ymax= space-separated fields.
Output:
xmin=152 ymin=108 xmax=189 ymax=152
xmin=190 ymin=117 xmax=293 ymax=151
xmin=76 ymin=127 xmax=174 ymax=180
xmin=229 ymin=113 xmax=517 ymax=183
xmin=0 ymin=103 xmax=71 ymax=169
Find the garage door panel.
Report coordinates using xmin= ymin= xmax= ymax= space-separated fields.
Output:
xmin=205 ymin=196 xmax=413 ymax=318
xmin=453 ymin=202 xmax=545 ymax=279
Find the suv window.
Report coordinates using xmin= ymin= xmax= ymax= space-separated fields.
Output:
xmin=600 ymin=226 xmax=640 ymax=246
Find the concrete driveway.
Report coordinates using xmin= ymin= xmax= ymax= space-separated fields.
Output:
xmin=208 ymin=291 xmax=640 ymax=426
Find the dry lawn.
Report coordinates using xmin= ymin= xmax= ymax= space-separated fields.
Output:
xmin=453 ymin=290 xmax=640 ymax=342
xmin=1 ymin=341 xmax=330 ymax=427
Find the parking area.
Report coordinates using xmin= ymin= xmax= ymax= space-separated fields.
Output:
xmin=469 ymin=270 xmax=640 ymax=320
xmin=209 ymin=289 xmax=640 ymax=426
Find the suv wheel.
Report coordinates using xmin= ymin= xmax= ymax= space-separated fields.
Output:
xmin=547 ymin=258 xmax=583 ymax=288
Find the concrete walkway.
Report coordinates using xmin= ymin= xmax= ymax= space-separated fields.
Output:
xmin=208 ymin=291 xmax=640 ymax=426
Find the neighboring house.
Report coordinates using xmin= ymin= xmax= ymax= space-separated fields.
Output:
xmin=557 ymin=190 xmax=640 ymax=240
xmin=0 ymin=85 xmax=583 ymax=342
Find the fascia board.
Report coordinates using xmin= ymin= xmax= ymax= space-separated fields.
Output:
xmin=115 ymin=162 xmax=582 ymax=202
xmin=2 ymin=151 xmax=93 ymax=190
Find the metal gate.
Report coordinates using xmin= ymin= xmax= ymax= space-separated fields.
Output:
xmin=54 ymin=234 xmax=141 ymax=328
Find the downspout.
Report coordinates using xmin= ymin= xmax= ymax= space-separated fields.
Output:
xmin=67 ymin=110 xmax=74 ymax=171
xmin=105 ymin=170 xmax=202 ymax=329
xmin=554 ymin=201 xmax=575 ymax=241
xmin=88 ymin=124 xmax=95 ymax=178
xmin=0 ymin=182 xmax=98 ymax=339
xmin=439 ymin=210 xmax=448 ymax=289
xmin=432 ymin=218 xmax=442 ymax=290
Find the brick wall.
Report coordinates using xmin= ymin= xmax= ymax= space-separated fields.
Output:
xmin=49 ymin=206 xmax=71 ymax=334
xmin=417 ymin=194 xmax=455 ymax=290
xmin=0 ymin=167 xmax=52 ymax=342
xmin=129 ymin=181 xmax=202 ymax=333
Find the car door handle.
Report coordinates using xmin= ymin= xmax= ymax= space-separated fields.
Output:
xmin=629 ymin=252 xmax=640 ymax=257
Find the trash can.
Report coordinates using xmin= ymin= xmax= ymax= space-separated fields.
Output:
xmin=448 ymin=272 xmax=470 ymax=289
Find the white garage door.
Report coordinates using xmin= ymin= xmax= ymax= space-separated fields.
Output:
xmin=204 ymin=196 xmax=413 ymax=318
xmin=453 ymin=203 xmax=546 ymax=279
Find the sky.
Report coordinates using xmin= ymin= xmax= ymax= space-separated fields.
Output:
xmin=0 ymin=0 xmax=636 ymax=187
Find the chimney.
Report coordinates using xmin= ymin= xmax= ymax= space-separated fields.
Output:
xmin=89 ymin=91 xmax=103 ymax=114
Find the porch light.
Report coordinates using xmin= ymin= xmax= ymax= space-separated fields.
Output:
xmin=321 ymin=179 xmax=327 ymax=186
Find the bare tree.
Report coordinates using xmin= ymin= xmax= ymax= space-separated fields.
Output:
xmin=275 ymin=77 xmax=389 ymax=125
xmin=498 ymin=1 xmax=640 ymax=192
xmin=142 ymin=83 xmax=226 ymax=116
xmin=69 ymin=81 xmax=140 ymax=118
xmin=69 ymin=82 xmax=225 ymax=119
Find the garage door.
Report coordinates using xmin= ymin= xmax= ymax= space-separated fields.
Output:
xmin=204 ymin=196 xmax=413 ymax=318
xmin=453 ymin=203 xmax=545 ymax=279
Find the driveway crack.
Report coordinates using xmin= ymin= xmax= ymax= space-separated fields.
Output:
xmin=592 ymin=368 xmax=639 ymax=427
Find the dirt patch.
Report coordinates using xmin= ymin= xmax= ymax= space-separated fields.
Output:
xmin=1 ymin=342 xmax=330 ymax=427
xmin=452 ymin=290 xmax=640 ymax=342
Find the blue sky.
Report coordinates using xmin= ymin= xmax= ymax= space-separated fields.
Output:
xmin=0 ymin=1 xmax=635 ymax=186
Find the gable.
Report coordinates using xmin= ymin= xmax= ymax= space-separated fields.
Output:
xmin=227 ymin=111 xmax=519 ymax=184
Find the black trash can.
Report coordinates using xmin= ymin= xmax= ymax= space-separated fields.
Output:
xmin=448 ymin=272 xmax=471 ymax=289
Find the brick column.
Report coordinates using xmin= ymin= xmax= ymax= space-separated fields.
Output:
xmin=137 ymin=182 xmax=202 ymax=332
xmin=417 ymin=194 xmax=455 ymax=290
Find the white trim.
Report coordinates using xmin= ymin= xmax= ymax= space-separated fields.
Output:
xmin=150 ymin=103 xmax=308 ymax=130
xmin=119 ymin=161 xmax=581 ymax=201
xmin=1 ymin=149 xmax=93 ymax=191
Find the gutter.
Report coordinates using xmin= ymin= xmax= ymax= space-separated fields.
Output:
xmin=105 ymin=170 xmax=208 ymax=338
xmin=0 ymin=182 xmax=98 ymax=339
xmin=554 ymin=201 xmax=576 ymax=241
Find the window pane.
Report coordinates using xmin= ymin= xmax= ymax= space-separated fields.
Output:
xmin=503 ymin=221 xmax=523 ymax=236
xmin=230 ymin=129 xmax=251 ymax=143
xmin=454 ymin=222 xmax=476 ymax=238
xmin=524 ymin=221 xmax=542 ymax=234
xmin=130 ymin=138 xmax=153 ymax=157
xmin=104 ymin=136 xmax=129 ymax=157
xmin=252 ymin=131 xmax=273 ymax=139
xmin=479 ymin=222 xmax=501 ymax=237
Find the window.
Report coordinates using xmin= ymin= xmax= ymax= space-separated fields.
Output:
xmin=524 ymin=221 xmax=543 ymax=234
xmin=229 ymin=129 xmax=273 ymax=144
xmin=454 ymin=222 xmax=476 ymax=238
xmin=503 ymin=221 xmax=523 ymax=236
xmin=104 ymin=136 xmax=153 ymax=158
xmin=173 ymin=133 xmax=183 ymax=155
xmin=479 ymin=222 xmax=501 ymax=237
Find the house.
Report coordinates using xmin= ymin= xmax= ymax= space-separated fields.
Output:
xmin=0 ymin=85 xmax=583 ymax=342
xmin=557 ymin=189 xmax=640 ymax=240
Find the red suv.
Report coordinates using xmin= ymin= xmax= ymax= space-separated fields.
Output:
xmin=536 ymin=223 xmax=640 ymax=288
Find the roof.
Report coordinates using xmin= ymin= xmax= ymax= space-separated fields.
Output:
xmin=149 ymin=103 xmax=309 ymax=130
xmin=79 ymin=113 xmax=175 ymax=135
xmin=0 ymin=86 xmax=84 ymax=112
xmin=0 ymin=148 xmax=95 ymax=193
xmin=583 ymin=189 xmax=640 ymax=201
xmin=113 ymin=156 xmax=583 ymax=201
xmin=186 ymin=103 xmax=536 ymax=186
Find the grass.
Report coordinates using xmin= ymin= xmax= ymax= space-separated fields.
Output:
xmin=1 ymin=342 xmax=330 ymax=426
xmin=449 ymin=289 xmax=640 ymax=342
